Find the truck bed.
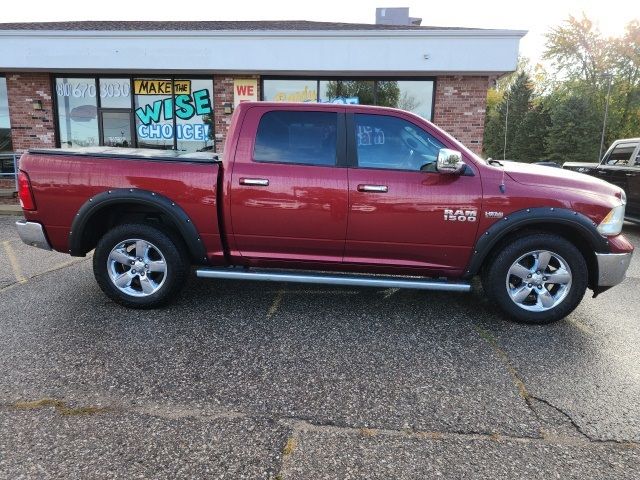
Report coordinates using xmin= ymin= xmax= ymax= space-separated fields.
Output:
xmin=20 ymin=147 xmax=225 ymax=264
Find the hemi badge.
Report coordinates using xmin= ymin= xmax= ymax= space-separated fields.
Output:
xmin=485 ymin=211 xmax=504 ymax=218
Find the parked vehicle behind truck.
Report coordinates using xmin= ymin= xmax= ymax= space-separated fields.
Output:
xmin=16 ymin=102 xmax=633 ymax=324
xmin=563 ymin=138 xmax=640 ymax=223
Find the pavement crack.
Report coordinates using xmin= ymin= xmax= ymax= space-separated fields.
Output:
xmin=5 ymin=395 xmax=638 ymax=449
xmin=474 ymin=325 xmax=600 ymax=444
xmin=273 ymin=424 xmax=299 ymax=480
xmin=13 ymin=398 xmax=110 ymax=416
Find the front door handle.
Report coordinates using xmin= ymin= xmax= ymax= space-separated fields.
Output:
xmin=358 ymin=184 xmax=388 ymax=193
xmin=626 ymin=173 xmax=637 ymax=177
xmin=240 ymin=178 xmax=269 ymax=186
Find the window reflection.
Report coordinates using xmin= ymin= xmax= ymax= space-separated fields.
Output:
xmin=0 ymin=77 xmax=12 ymax=151
xmin=56 ymin=77 xmax=99 ymax=148
xmin=266 ymin=78 xmax=434 ymax=119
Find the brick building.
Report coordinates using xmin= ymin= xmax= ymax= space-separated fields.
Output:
xmin=0 ymin=17 xmax=524 ymax=156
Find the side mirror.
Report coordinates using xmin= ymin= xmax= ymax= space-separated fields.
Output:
xmin=437 ymin=148 xmax=466 ymax=175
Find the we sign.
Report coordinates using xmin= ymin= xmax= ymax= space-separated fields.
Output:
xmin=234 ymin=79 xmax=258 ymax=107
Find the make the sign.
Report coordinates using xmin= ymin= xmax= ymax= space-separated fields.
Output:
xmin=134 ymin=79 xmax=192 ymax=95
xmin=234 ymin=79 xmax=258 ymax=107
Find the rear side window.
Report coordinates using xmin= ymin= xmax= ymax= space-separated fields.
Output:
xmin=254 ymin=111 xmax=337 ymax=166
xmin=604 ymin=142 xmax=638 ymax=166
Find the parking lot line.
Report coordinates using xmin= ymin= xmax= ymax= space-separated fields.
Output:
xmin=267 ymin=288 xmax=285 ymax=318
xmin=2 ymin=240 xmax=27 ymax=284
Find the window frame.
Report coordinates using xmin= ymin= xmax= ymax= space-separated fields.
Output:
xmin=251 ymin=109 xmax=346 ymax=168
xmin=603 ymin=142 xmax=639 ymax=166
xmin=346 ymin=112 xmax=446 ymax=173
xmin=51 ymin=73 xmax=216 ymax=152
xmin=0 ymin=74 xmax=13 ymax=152
xmin=261 ymin=75 xmax=437 ymax=121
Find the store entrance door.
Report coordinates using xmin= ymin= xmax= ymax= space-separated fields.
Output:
xmin=99 ymin=110 xmax=134 ymax=148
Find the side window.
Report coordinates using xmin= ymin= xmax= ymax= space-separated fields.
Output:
xmin=253 ymin=111 xmax=337 ymax=166
xmin=354 ymin=114 xmax=444 ymax=171
xmin=604 ymin=143 xmax=637 ymax=166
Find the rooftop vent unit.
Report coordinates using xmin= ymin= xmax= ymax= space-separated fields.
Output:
xmin=375 ymin=7 xmax=422 ymax=26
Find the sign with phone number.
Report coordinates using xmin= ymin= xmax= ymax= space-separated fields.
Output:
xmin=56 ymin=81 xmax=131 ymax=99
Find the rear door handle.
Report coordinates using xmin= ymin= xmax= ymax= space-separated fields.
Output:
xmin=240 ymin=178 xmax=269 ymax=186
xmin=626 ymin=173 xmax=637 ymax=177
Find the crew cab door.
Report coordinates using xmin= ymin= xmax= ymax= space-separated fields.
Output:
xmin=594 ymin=141 xmax=638 ymax=196
xmin=344 ymin=111 xmax=482 ymax=275
xmin=228 ymin=105 xmax=348 ymax=264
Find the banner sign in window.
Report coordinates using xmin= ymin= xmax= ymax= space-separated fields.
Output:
xmin=134 ymin=79 xmax=192 ymax=95
xmin=133 ymin=78 xmax=214 ymax=151
xmin=134 ymin=89 xmax=212 ymax=125
xmin=234 ymin=79 xmax=258 ymax=107
xmin=274 ymin=86 xmax=317 ymax=103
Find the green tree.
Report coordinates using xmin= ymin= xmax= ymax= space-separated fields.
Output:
xmin=544 ymin=94 xmax=602 ymax=161
xmin=544 ymin=15 xmax=640 ymax=150
xmin=324 ymin=80 xmax=400 ymax=107
xmin=483 ymin=71 xmax=547 ymax=161
xmin=518 ymin=102 xmax=551 ymax=161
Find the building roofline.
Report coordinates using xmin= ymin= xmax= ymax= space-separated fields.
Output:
xmin=0 ymin=20 xmax=527 ymax=36
xmin=0 ymin=29 xmax=527 ymax=38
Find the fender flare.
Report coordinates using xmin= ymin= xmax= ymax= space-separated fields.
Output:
xmin=463 ymin=207 xmax=610 ymax=278
xmin=68 ymin=188 xmax=207 ymax=262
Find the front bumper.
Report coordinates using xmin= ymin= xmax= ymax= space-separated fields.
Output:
xmin=15 ymin=220 xmax=52 ymax=251
xmin=595 ymin=252 xmax=633 ymax=287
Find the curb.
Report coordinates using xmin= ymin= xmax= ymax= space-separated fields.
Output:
xmin=0 ymin=205 xmax=22 ymax=216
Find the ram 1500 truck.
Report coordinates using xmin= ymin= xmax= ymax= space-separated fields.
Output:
xmin=15 ymin=102 xmax=633 ymax=324
xmin=563 ymin=138 xmax=640 ymax=223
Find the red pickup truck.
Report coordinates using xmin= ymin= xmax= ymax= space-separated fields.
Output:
xmin=15 ymin=102 xmax=633 ymax=324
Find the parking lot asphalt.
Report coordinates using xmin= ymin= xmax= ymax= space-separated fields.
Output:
xmin=0 ymin=215 xmax=639 ymax=479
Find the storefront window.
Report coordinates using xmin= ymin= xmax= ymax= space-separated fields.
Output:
xmin=264 ymin=78 xmax=435 ymax=120
xmin=262 ymin=79 xmax=317 ymax=102
xmin=133 ymin=78 xmax=214 ymax=152
xmin=99 ymin=78 xmax=131 ymax=109
xmin=56 ymin=77 xmax=99 ymax=148
xmin=376 ymin=81 xmax=434 ymax=120
xmin=53 ymin=75 xmax=214 ymax=152
xmin=101 ymin=111 xmax=133 ymax=147
xmin=319 ymin=80 xmax=375 ymax=105
xmin=134 ymin=78 xmax=174 ymax=150
xmin=0 ymin=76 xmax=11 ymax=151
xmin=175 ymin=78 xmax=214 ymax=152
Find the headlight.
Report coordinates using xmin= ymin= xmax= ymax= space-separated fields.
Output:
xmin=597 ymin=204 xmax=625 ymax=236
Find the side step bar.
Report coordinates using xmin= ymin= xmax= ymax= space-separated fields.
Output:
xmin=195 ymin=268 xmax=471 ymax=292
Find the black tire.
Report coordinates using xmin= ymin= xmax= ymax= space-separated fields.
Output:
xmin=481 ymin=233 xmax=588 ymax=324
xmin=93 ymin=223 xmax=190 ymax=308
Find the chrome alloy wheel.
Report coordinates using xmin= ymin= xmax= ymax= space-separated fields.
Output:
xmin=505 ymin=250 xmax=572 ymax=312
xmin=107 ymin=239 xmax=167 ymax=297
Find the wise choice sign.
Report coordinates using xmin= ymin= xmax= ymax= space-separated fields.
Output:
xmin=134 ymin=79 xmax=213 ymax=143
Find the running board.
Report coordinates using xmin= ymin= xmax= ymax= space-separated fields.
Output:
xmin=195 ymin=268 xmax=471 ymax=292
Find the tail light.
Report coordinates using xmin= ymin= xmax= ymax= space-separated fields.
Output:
xmin=18 ymin=170 xmax=36 ymax=211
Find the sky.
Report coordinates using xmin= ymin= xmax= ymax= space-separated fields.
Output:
xmin=1 ymin=0 xmax=637 ymax=65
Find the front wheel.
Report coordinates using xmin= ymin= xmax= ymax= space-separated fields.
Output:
xmin=93 ymin=223 xmax=190 ymax=308
xmin=482 ymin=234 xmax=588 ymax=324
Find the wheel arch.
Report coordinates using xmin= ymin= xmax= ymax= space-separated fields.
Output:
xmin=69 ymin=189 xmax=207 ymax=264
xmin=466 ymin=207 xmax=609 ymax=289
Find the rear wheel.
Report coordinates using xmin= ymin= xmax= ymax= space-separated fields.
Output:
xmin=93 ymin=223 xmax=189 ymax=308
xmin=482 ymin=234 xmax=588 ymax=324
